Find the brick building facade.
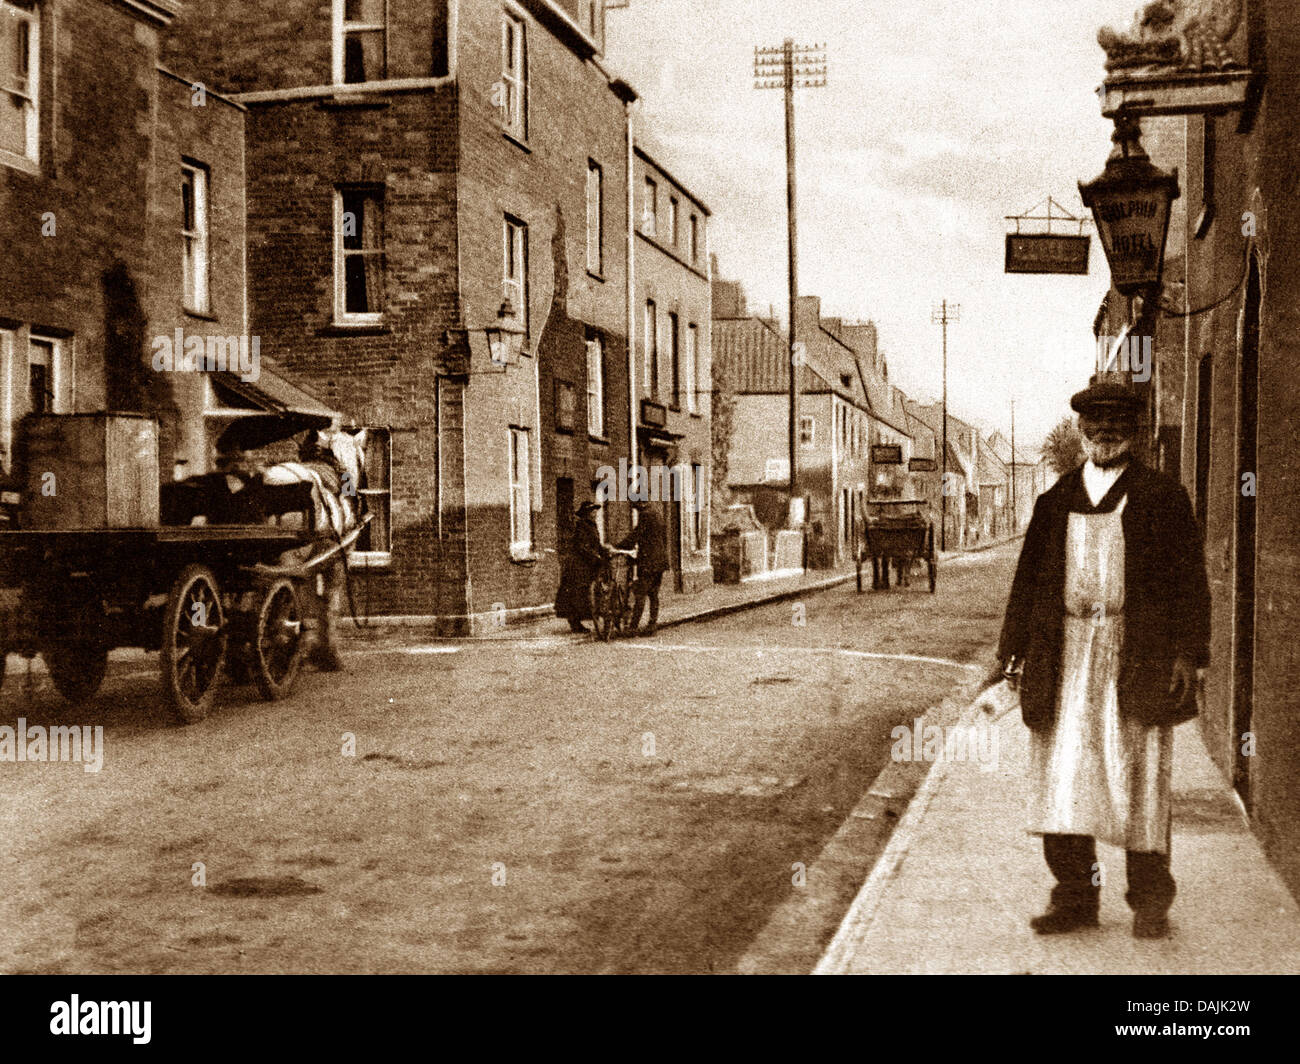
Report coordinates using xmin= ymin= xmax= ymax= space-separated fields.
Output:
xmin=0 ymin=0 xmax=252 ymax=489
xmin=164 ymin=0 xmax=637 ymax=632
xmin=1094 ymin=0 xmax=1300 ymax=899
xmin=632 ymin=142 xmax=711 ymax=593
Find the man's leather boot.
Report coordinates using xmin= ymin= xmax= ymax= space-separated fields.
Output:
xmin=1029 ymin=904 xmax=1100 ymax=935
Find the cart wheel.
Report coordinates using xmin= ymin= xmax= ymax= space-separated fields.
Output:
xmin=254 ymin=579 xmax=304 ymax=701
xmin=44 ymin=642 xmax=108 ymax=705
xmin=589 ymin=574 xmax=614 ymax=642
xmin=928 ymin=524 xmax=938 ymax=593
xmin=161 ymin=564 xmax=227 ymax=724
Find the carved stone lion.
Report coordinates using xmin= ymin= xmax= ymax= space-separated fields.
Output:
xmin=1098 ymin=0 xmax=1244 ymax=73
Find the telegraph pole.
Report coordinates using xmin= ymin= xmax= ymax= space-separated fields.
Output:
xmin=931 ymin=300 xmax=959 ymax=551
xmin=1010 ymin=396 xmax=1017 ymax=532
xmin=755 ymin=40 xmax=826 ymax=511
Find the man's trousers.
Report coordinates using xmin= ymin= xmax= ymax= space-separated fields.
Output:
xmin=629 ymin=569 xmax=665 ymax=632
xmin=1042 ymin=833 xmax=1176 ymax=915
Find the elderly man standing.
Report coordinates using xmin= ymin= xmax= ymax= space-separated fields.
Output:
xmin=986 ymin=377 xmax=1210 ymax=940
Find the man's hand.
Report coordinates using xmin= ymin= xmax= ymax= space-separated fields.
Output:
xmin=1169 ymin=655 xmax=1198 ymax=703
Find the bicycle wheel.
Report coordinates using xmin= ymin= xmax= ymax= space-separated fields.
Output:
xmin=589 ymin=574 xmax=614 ymax=641
xmin=612 ymin=582 xmax=635 ymax=637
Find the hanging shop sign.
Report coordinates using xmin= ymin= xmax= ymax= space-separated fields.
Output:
xmin=1004 ymin=233 xmax=1091 ymax=275
xmin=871 ymin=444 xmax=903 ymax=465
xmin=1004 ymin=196 xmax=1091 ymax=276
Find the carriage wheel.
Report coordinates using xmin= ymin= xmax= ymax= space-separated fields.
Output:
xmin=589 ymin=574 xmax=614 ymax=642
xmin=927 ymin=524 xmax=938 ymax=593
xmin=40 ymin=593 xmax=108 ymax=705
xmin=161 ymin=564 xmax=227 ymax=724
xmin=254 ymin=579 xmax=304 ymax=701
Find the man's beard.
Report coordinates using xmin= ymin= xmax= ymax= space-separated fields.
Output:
xmin=1081 ymin=434 xmax=1133 ymax=468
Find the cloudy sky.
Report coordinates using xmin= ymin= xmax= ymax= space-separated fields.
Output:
xmin=605 ymin=0 xmax=1149 ymax=449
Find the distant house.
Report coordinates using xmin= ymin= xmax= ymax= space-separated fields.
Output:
xmin=712 ymin=282 xmax=913 ymax=567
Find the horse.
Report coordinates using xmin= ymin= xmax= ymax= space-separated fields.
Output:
xmin=259 ymin=427 xmax=368 ymax=539
xmin=258 ymin=427 xmax=369 ymax=672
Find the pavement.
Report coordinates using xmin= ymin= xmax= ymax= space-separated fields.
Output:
xmin=813 ymin=695 xmax=1300 ymax=975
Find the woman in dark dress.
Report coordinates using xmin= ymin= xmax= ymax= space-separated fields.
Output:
xmin=555 ymin=501 xmax=608 ymax=633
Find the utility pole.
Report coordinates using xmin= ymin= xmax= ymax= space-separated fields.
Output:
xmin=1010 ymin=396 xmax=1017 ymax=532
xmin=755 ymin=39 xmax=826 ymax=513
xmin=931 ymin=300 xmax=959 ymax=551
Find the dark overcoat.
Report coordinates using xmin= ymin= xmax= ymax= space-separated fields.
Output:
xmin=555 ymin=516 xmax=607 ymax=620
xmin=618 ymin=507 xmax=668 ymax=575
xmin=997 ymin=461 xmax=1210 ymax=730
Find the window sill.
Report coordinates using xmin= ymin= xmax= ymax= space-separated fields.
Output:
xmin=509 ymin=546 xmax=539 ymax=564
xmin=0 ymin=150 xmax=39 ymax=177
xmin=349 ymin=551 xmax=392 ymax=570
xmin=586 ymin=268 xmax=606 ymax=283
xmin=588 ymin=434 xmax=610 ymax=447
xmin=184 ymin=309 xmax=220 ymax=323
xmin=689 ymin=411 xmax=703 ymax=419
xmin=502 ymin=128 xmax=532 ymax=153
xmin=319 ymin=322 xmax=391 ymax=337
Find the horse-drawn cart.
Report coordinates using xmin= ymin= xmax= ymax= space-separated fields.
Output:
xmin=0 ymin=411 xmax=369 ymax=722
xmin=855 ymin=498 xmax=937 ymax=594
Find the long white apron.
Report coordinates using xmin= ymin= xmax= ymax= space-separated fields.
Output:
xmin=1026 ymin=496 xmax=1173 ymax=852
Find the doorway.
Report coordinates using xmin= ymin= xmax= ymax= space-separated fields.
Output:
xmin=1232 ymin=258 xmax=1260 ymax=807
xmin=666 ymin=467 xmax=682 ymax=590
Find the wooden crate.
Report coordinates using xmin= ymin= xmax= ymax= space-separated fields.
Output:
xmin=21 ymin=414 xmax=160 ymax=529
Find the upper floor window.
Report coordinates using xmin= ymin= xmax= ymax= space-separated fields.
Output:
xmin=685 ymin=323 xmax=698 ymax=415
xmin=644 ymin=299 xmax=657 ymax=396
xmin=181 ymin=162 xmax=210 ymax=314
xmin=641 ymin=177 xmax=657 ymax=237
xmin=668 ymin=196 xmax=679 ymax=246
xmin=335 ymin=187 xmax=385 ymax=322
xmin=503 ymin=215 xmax=528 ymax=341
xmin=667 ymin=311 xmax=680 ymax=408
xmin=500 ymin=11 xmax=527 ymax=139
xmin=586 ymin=160 xmax=603 ymax=275
xmin=1 ymin=0 xmax=39 ymax=165
xmin=335 ymin=0 xmax=387 ymax=84
xmin=689 ymin=215 xmax=699 ymax=264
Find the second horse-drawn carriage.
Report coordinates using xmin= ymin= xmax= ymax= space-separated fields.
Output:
xmin=0 ymin=410 xmax=369 ymax=722
xmin=855 ymin=497 xmax=938 ymax=594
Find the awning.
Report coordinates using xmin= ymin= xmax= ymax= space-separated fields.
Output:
xmin=637 ymin=425 xmax=686 ymax=450
xmin=210 ymin=364 xmax=339 ymax=420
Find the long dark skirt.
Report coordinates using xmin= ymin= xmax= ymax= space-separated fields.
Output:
xmin=555 ymin=562 xmax=597 ymax=621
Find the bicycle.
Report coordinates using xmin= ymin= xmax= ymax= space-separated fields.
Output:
xmin=589 ymin=548 xmax=637 ymax=642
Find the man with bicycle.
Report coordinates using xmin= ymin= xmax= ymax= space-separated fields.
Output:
xmin=618 ymin=498 xmax=668 ymax=636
